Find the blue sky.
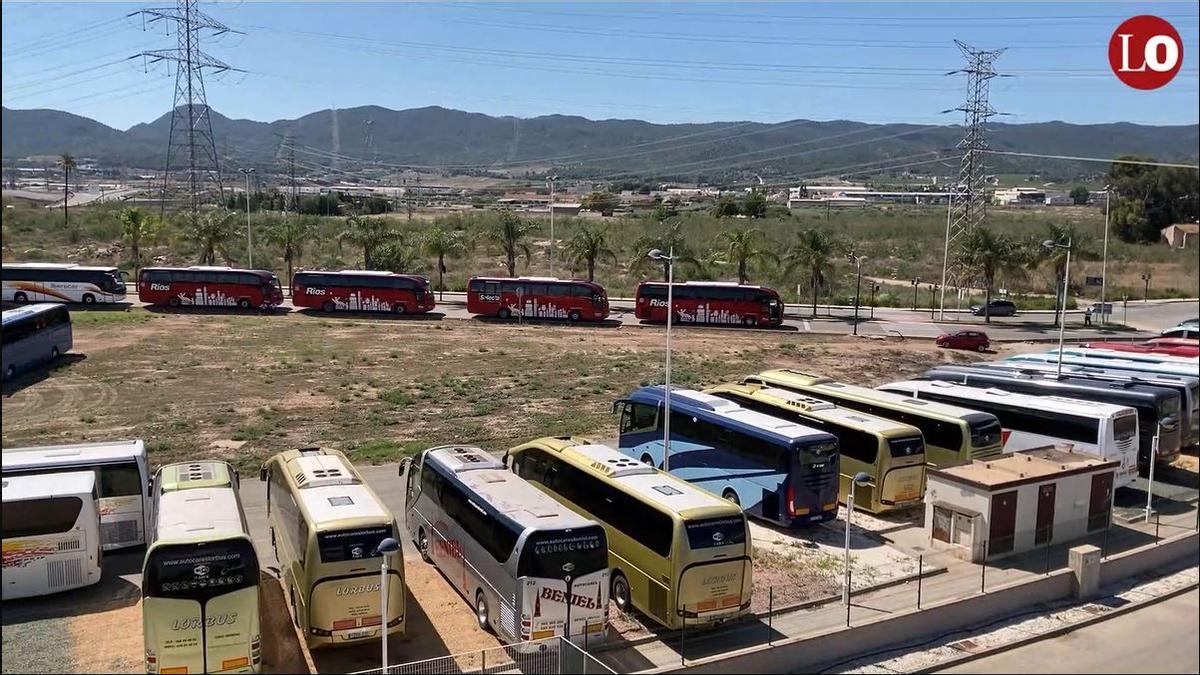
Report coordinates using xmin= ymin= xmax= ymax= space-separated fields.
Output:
xmin=2 ymin=1 xmax=1198 ymax=130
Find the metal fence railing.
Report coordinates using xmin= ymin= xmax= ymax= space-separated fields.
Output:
xmin=353 ymin=637 xmax=614 ymax=675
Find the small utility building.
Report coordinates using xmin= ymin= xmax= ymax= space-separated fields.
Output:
xmin=924 ymin=447 xmax=1117 ymax=562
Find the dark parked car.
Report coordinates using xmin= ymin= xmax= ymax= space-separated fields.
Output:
xmin=936 ymin=330 xmax=991 ymax=352
xmin=970 ymin=299 xmax=1016 ymax=317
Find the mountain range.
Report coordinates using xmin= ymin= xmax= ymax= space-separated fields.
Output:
xmin=3 ymin=104 xmax=1197 ymax=183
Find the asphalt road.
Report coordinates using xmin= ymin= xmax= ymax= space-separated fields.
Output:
xmin=937 ymin=589 xmax=1200 ymax=674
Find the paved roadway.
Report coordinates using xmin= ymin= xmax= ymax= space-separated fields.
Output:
xmin=937 ymin=589 xmax=1200 ymax=674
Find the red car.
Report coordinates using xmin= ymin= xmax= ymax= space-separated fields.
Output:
xmin=936 ymin=329 xmax=990 ymax=352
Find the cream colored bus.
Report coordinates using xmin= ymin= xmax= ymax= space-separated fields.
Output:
xmin=143 ymin=461 xmax=261 ymax=674
xmin=260 ymin=448 xmax=405 ymax=648
xmin=506 ymin=437 xmax=752 ymax=630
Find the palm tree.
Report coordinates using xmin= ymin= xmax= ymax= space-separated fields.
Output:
xmin=119 ymin=207 xmax=156 ymax=273
xmin=961 ymin=226 xmax=1022 ymax=323
xmin=421 ymin=222 xmax=468 ymax=298
xmin=57 ymin=153 xmax=77 ymax=236
xmin=564 ymin=225 xmax=618 ymax=282
xmin=337 ymin=215 xmax=400 ymax=269
xmin=716 ymin=227 xmax=778 ymax=284
xmin=183 ymin=210 xmax=237 ymax=265
xmin=263 ymin=215 xmax=314 ymax=286
xmin=375 ymin=241 xmax=423 ymax=274
xmin=629 ymin=220 xmax=698 ymax=280
xmin=784 ymin=228 xmax=842 ymax=317
xmin=489 ymin=211 xmax=538 ymax=277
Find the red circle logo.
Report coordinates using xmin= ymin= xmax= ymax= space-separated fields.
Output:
xmin=1109 ymin=15 xmax=1184 ymax=90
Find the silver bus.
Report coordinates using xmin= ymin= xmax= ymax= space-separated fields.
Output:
xmin=2 ymin=262 xmax=127 ymax=304
xmin=2 ymin=303 xmax=72 ymax=380
xmin=403 ymin=445 xmax=609 ymax=645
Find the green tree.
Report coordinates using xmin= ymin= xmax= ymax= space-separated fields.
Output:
xmin=742 ymin=190 xmax=768 ymax=218
xmin=650 ymin=199 xmax=676 ymax=223
xmin=421 ymin=222 xmax=468 ymax=298
xmin=629 ymin=220 xmax=699 ymax=281
xmin=785 ymin=228 xmax=842 ymax=317
xmin=263 ymin=215 xmax=314 ymax=284
xmin=183 ymin=210 xmax=237 ymax=265
xmin=716 ymin=227 xmax=777 ymax=284
xmin=57 ymin=152 xmax=77 ymax=239
xmin=961 ymin=227 xmax=1022 ymax=324
xmin=119 ymin=207 xmax=157 ymax=273
xmin=713 ymin=193 xmax=741 ymax=217
xmin=1028 ymin=223 xmax=1096 ymax=324
xmin=337 ymin=215 xmax=400 ymax=268
xmin=581 ymin=191 xmax=620 ymax=215
xmin=1069 ymin=185 xmax=1091 ymax=206
xmin=563 ymin=224 xmax=618 ymax=282
xmin=489 ymin=211 xmax=538 ymax=277
xmin=375 ymin=242 xmax=423 ymax=274
xmin=1108 ymin=156 xmax=1199 ymax=243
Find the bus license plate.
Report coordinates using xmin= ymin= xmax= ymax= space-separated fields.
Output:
xmin=346 ymin=628 xmax=373 ymax=640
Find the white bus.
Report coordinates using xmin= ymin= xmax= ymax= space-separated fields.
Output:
xmin=143 ymin=461 xmax=261 ymax=674
xmin=1052 ymin=347 xmax=1199 ymax=366
xmin=1007 ymin=352 xmax=1197 ymax=379
xmin=878 ymin=380 xmax=1140 ymax=487
xmin=2 ymin=440 xmax=149 ymax=550
xmin=2 ymin=262 xmax=127 ymax=304
xmin=403 ymin=445 xmax=609 ymax=644
xmin=2 ymin=471 xmax=103 ymax=600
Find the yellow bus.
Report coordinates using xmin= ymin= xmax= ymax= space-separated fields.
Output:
xmin=745 ymin=369 xmax=1003 ymax=467
xmin=506 ymin=437 xmax=752 ymax=630
xmin=705 ymin=383 xmax=925 ymax=513
xmin=143 ymin=461 xmax=261 ymax=674
xmin=259 ymin=448 xmax=405 ymax=648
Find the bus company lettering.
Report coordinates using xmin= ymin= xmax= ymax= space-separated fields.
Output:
xmin=538 ymin=587 xmax=602 ymax=610
xmin=306 ymin=287 xmax=326 ymax=295
xmin=335 ymin=582 xmax=379 ymax=596
xmin=479 ymin=294 xmax=501 ymax=302
xmin=702 ymin=572 xmax=737 ymax=586
xmin=649 ymin=299 xmax=670 ymax=308
xmin=172 ymin=613 xmax=238 ymax=631
xmin=150 ymin=283 xmax=171 ymax=291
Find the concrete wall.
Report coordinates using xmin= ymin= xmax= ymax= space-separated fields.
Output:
xmin=1100 ymin=531 xmax=1199 ymax=586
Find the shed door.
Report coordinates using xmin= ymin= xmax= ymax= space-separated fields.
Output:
xmin=988 ymin=490 xmax=1018 ymax=555
xmin=1088 ymin=472 xmax=1114 ymax=532
xmin=1035 ymin=483 xmax=1056 ymax=545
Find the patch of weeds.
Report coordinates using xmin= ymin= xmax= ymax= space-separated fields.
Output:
xmin=147 ymin=439 xmax=171 ymax=453
xmin=80 ymin=414 xmax=96 ymax=424
xmin=379 ymin=389 xmax=413 ymax=407
xmin=347 ymin=439 xmax=428 ymax=464
xmin=232 ymin=424 xmax=267 ymax=441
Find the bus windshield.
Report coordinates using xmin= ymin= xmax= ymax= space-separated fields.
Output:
xmin=1114 ymin=415 xmax=1138 ymax=441
xmin=317 ymin=525 xmax=392 ymax=563
xmin=685 ymin=516 xmax=747 ymax=550
xmin=888 ymin=436 xmax=925 ymax=458
xmin=517 ymin=527 xmax=608 ymax=578
xmin=145 ymin=539 xmax=259 ymax=600
xmin=1161 ymin=398 xmax=1180 ymax=417
xmin=969 ymin=418 xmax=1003 ymax=448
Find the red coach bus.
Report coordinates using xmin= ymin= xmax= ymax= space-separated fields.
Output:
xmin=291 ymin=270 xmax=436 ymax=314
xmin=138 ymin=266 xmax=284 ymax=309
xmin=634 ymin=281 xmax=784 ymax=327
xmin=466 ymin=276 xmax=609 ymax=321
xmin=1086 ymin=340 xmax=1200 ymax=358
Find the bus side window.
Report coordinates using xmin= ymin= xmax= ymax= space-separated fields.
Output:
xmin=622 ymin=402 xmax=658 ymax=434
xmin=294 ymin=501 xmax=307 ymax=567
xmin=100 ymin=463 xmax=143 ymax=499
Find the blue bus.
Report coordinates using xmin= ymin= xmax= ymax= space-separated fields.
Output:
xmin=613 ymin=386 xmax=841 ymax=527
xmin=2 ymin=303 xmax=72 ymax=380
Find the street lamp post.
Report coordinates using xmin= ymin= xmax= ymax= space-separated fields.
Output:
xmin=843 ymin=471 xmax=871 ymax=605
xmin=548 ymin=175 xmax=559 ymax=276
xmin=377 ymin=537 xmax=401 ymax=673
xmin=239 ymin=168 xmax=255 ymax=267
xmin=1100 ymin=186 xmax=1111 ymax=324
xmin=911 ymin=277 xmax=920 ymax=311
xmin=1043 ymin=237 xmax=1073 ymax=378
xmin=850 ymin=253 xmax=866 ymax=336
xmin=648 ymin=248 xmax=675 ymax=473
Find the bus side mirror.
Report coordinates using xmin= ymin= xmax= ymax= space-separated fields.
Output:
xmin=500 ymin=452 xmax=510 ymax=469
xmin=146 ymin=477 xmax=154 ymax=498
xmin=398 ymin=458 xmax=411 ymax=477
xmin=259 ymin=466 xmax=268 ymax=482
xmin=611 ymin=400 xmax=626 ymax=415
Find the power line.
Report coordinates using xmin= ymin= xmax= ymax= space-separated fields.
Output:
xmin=983 ymin=151 xmax=1199 ymax=170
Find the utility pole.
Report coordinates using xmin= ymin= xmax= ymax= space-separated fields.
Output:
xmin=133 ymin=0 xmax=243 ymax=218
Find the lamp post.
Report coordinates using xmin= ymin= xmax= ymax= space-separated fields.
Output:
xmin=850 ymin=253 xmax=867 ymax=336
xmin=911 ymin=277 xmax=920 ymax=311
xmin=1043 ymin=237 xmax=1073 ymax=378
xmin=377 ymin=537 xmax=400 ymax=673
xmin=548 ymin=174 xmax=559 ymax=276
xmin=843 ymin=471 xmax=871 ymax=605
xmin=648 ymin=248 xmax=675 ymax=472
xmin=239 ymin=168 xmax=255 ymax=267
xmin=1100 ymin=185 xmax=1111 ymax=324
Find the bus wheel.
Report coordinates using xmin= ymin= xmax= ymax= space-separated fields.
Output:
xmin=568 ymin=309 xmax=582 ymax=322
xmin=237 ymin=298 xmax=251 ymax=310
xmin=611 ymin=573 xmax=631 ymax=614
xmin=322 ymin=300 xmax=335 ymax=313
xmin=497 ymin=308 xmax=511 ymax=320
xmin=50 ymin=346 xmax=60 ymax=360
xmin=475 ymin=590 xmax=491 ymax=632
xmin=392 ymin=303 xmax=406 ymax=315
xmin=82 ymin=293 xmax=96 ymax=305
xmin=722 ymin=489 xmax=740 ymax=506
xmin=417 ymin=528 xmax=431 ymax=564
xmin=640 ymin=453 xmax=654 ymax=466
xmin=13 ymin=292 xmax=28 ymax=304
xmin=168 ymin=296 xmax=181 ymax=308
xmin=5 ymin=364 xmax=15 ymax=380
xmin=742 ymin=316 xmax=756 ymax=327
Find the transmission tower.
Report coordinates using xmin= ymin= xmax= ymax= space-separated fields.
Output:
xmin=939 ymin=40 xmax=1006 ymax=316
xmin=363 ymin=118 xmax=375 ymax=161
xmin=134 ymin=0 xmax=243 ymax=216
